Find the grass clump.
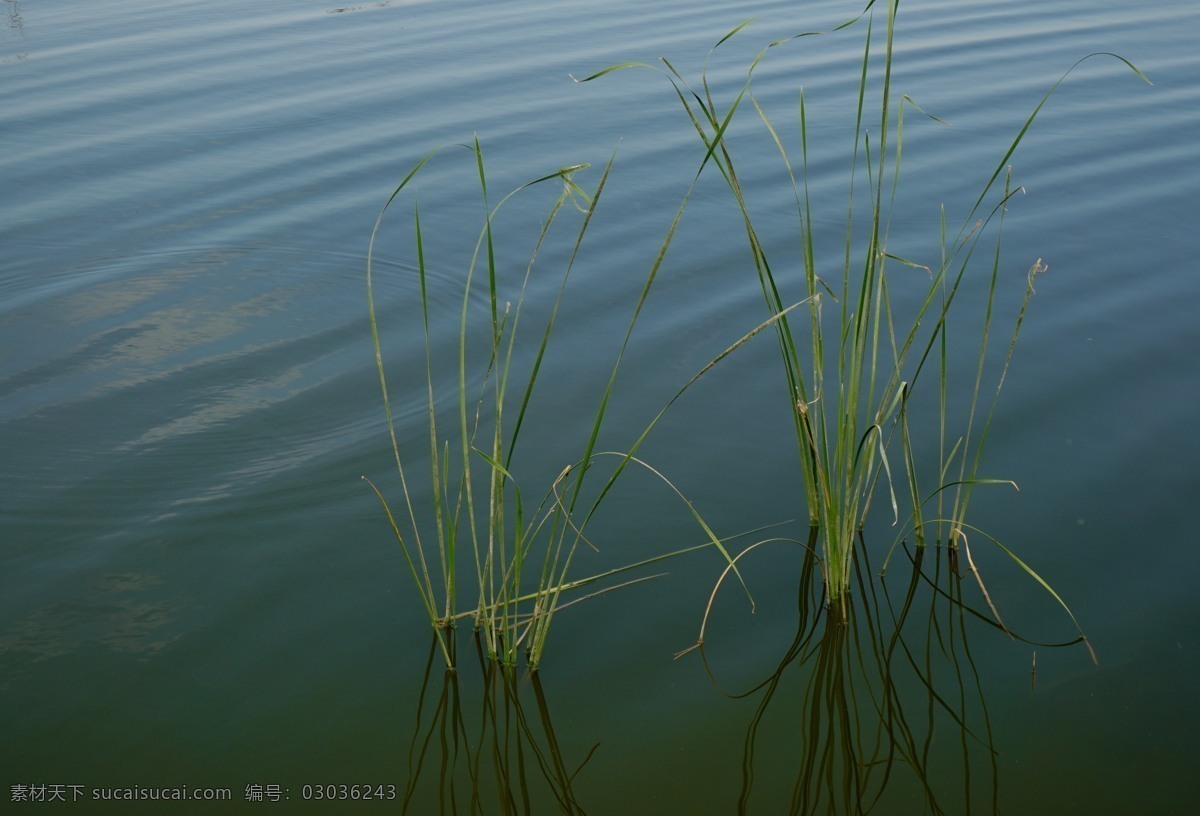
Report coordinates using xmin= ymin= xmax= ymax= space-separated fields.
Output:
xmin=365 ymin=140 xmax=748 ymax=668
xmin=364 ymin=138 xmax=615 ymax=668
xmin=576 ymin=0 xmax=1148 ymax=628
xmin=369 ymin=1 xmax=1148 ymax=666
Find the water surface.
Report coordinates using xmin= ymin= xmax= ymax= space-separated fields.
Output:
xmin=3 ymin=1 xmax=1197 ymax=812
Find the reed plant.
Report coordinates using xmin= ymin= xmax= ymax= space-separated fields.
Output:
xmin=365 ymin=139 xmax=621 ymax=668
xmin=366 ymin=140 xmax=755 ymax=668
xmin=369 ymin=1 xmax=1146 ymax=666
xmin=578 ymin=0 xmax=1147 ymax=627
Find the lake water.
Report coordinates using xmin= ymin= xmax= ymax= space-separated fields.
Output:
xmin=3 ymin=0 xmax=1197 ymax=813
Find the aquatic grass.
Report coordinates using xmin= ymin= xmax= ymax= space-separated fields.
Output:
xmin=370 ymin=1 xmax=1146 ymax=668
xmin=366 ymin=138 xmax=627 ymax=668
xmin=366 ymin=139 xmax=764 ymax=668
xmin=578 ymin=1 xmax=1148 ymax=626
xmin=573 ymin=3 xmax=931 ymax=617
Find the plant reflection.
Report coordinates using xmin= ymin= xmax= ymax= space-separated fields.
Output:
xmin=400 ymin=531 xmax=1091 ymax=814
xmin=701 ymin=531 xmax=1024 ymax=815
xmin=402 ymin=635 xmax=593 ymax=815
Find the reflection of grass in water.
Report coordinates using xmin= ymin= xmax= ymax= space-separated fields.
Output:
xmin=397 ymin=541 xmax=1094 ymax=814
xmin=693 ymin=536 xmax=1091 ymax=814
xmin=401 ymin=635 xmax=591 ymax=815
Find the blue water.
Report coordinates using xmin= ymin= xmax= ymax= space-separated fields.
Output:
xmin=3 ymin=1 xmax=1197 ymax=812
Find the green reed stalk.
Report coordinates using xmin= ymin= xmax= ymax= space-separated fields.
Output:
xmin=367 ymin=140 xmax=619 ymax=667
xmin=580 ymin=5 xmax=908 ymax=612
xmin=368 ymin=139 xmax=748 ymax=668
xmin=581 ymin=0 xmax=1148 ymax=618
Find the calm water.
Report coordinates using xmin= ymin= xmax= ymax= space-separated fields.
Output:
xmin=3 ymin=0 xmax=1197 ymax=812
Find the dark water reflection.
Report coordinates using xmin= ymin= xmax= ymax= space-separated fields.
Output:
xmin=401 ymin=538 xmax=1101 ymax=815
xmin=403 ymin=636 xmax=592 ymax=815
xmin=706 ymin=541 xmax=1007 ymax=815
